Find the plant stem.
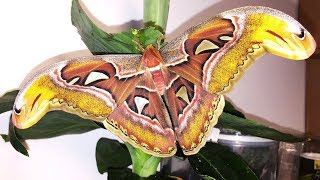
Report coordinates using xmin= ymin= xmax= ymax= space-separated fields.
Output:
xmin=125 ymin=142 xmax=162 ymax=177
xmin=125 ymin=0 xmax=170 ymax=178
xmin=143 ymin=0 xmax=170 ymax=33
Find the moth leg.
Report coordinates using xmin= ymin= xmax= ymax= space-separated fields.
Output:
xmin=156 ymin=34 xmax=165 ymax=50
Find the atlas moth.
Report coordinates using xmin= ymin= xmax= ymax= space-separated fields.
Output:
xmin=12 ymin=6 xmax=316 ymax=157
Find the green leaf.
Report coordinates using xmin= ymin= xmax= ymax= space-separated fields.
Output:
xmin=71 ymin=0 xmax=163 ymax=54
xmin=107 ymin=168 xmax=141 ymax=180
xmin=0 ymin=90 xmax=19 ymax=114
xmin=189 ymin=142 xmax=258 ymax=180
xmin=216 ymin=112 xmax=305 ymax=142
xmin=138 ymin=27 xmax=163 ymax=48
xmin=95 ymin=138 xmax=132 ymax=174
xmin=16 ymin=111 xmax=100 ymax=140
xmin=71 ymin=0 xmax=139 ymax=54
xmin=1 ymin=134 xmax=9 ymax=142
xmin=223 ymin=100 xmax=245 ymax=118
xmin=6 ymin=110 xmax=99 ymax=155
xmin=0 ymin=90 xmax=100 ymax=140
xmin=95 ymin=139 xmax=173 ymax=179
xmin=8 ymin=119 xmax=29 ymax=156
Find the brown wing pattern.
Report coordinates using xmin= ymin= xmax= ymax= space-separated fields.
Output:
xmin=165 ymin=76 xmax=224 ymax=155
xmin=105 ymin=70 xmax=177 ymax=157
xmin=60 ymin=56 xmax=177 ymax=157
xmin=61 ymin=56 xmax=143 ymax=105
xmin=162 ymin=18 xmax=237 ymax=91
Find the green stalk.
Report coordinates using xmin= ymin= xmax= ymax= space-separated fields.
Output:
xmin=143 ymin=0 xmax=170 ymax=33
xmin=125 ymin=142 xmax=161 ymax=177
xmin=125 ymin=0 xmax=169 ymax=177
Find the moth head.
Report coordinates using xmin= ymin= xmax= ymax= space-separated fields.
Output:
xmin=12 ymin=75 xmax=56 ymax=129
xmin=243 ymin=8 xmax=316 ymax=60
xmin=141 ymin=45 xmax=165 ymax=68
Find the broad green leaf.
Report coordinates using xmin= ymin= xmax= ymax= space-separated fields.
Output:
xmin=299 ymin=174 xmax=314 ymax=180
xmin=16 ymin=111 xmax=100 ymax=140
xmin=217 ymin=112 xmax=305 ymax=142
xmin=138 ymin=27 xmax=163 ymax=48
xmin=1 ymin=134 xmax=9 ymax=142
xmin=96 ymin=138 xmax=176 ymax=180
xmin=95 ymin=139 xmax=174 ymax=179
xmin=189 ymin=142 xmax=258 ymax=180
xmin=71 ymin=0 xmax=139 ymax=54
xmin=71 ymin=0 xmax=163 ymax=55
xmin=173 ymin=146 xmax=187 ymax=159
xmin=201 ymin=175 xmax=216 ymax=180
xmin=8 ymin=120 xmax=29 ymax=156
xmin=0 ymin=90 xmax=100 ymax=140
xmin=223 ymin=100 xmax=245 ymax=118
xmin=6 ymin=111 xmax=99 ymax=155
xmin=0 ymin=90 xmax=18 ymax=114
xmin=107 ymin=168 xmax=141 ymax=180
xmin=95 ymin=138 xmax=132 ymax=174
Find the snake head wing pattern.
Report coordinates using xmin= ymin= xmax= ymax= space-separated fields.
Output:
xmin=162 ymin=6 xmax=316 ymax=94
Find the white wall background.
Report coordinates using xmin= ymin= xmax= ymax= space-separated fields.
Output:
xmin=0 ymin=0 xmax=303 ymax=179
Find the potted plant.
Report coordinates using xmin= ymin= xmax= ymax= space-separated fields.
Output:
xmin=0 ymin=0 xmax=316 ymax=179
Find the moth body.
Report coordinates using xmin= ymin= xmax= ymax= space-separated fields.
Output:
xmin=141 ymin=45 xmax=170 ymax=95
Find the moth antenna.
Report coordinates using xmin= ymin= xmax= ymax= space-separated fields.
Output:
xmin=132 ymin=39 xmax=145 ymax=53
